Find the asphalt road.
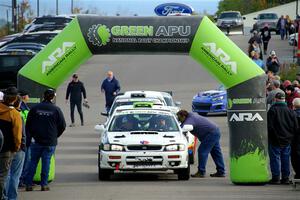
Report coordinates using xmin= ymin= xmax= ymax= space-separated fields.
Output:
xmin=19 ymin=34 xmax=299 ymax=200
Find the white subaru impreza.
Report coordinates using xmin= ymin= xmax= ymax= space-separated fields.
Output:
xmin=96 ymin=103 xmax=193 ymax=180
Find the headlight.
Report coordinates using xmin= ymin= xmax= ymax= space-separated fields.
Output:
xmin=165 ymin=144 xmax=185 ymax=151
xmin=212 ymin=96 xmax=224 ymax=101
xmin=102 ymin=144 xmax=124 ymax=151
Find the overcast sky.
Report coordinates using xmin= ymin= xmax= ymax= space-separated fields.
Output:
xmin=0 ymin=0 xmax=220 ymax=20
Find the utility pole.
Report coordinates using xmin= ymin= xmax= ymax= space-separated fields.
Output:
xmin=71 ymin=0 xmax=73 ymax=14
xmin=56 ymin=0 xmax=58 ymax=15
xmin=6 ymin=9 xmax=9 ymax=35
xmin=12 ymin=0 xmax=17 ymax=32
xmin=37 ymin=0 xmax=39 ymax=17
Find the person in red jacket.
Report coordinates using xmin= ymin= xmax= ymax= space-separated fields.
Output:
xmin=285 ymin=85 xmax=300 ymax=109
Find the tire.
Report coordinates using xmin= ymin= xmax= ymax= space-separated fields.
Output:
xmin=98 ymin=153 xmax=113 ymax=181
xmin=197 ymin=112 xmax=207 ymax=116
xmin=98 ymin=166 xmax=113 ymax=181
xmin=188 ymin=153 xmax=194 ymax=165
xmin=177 ymin=161 xmax=190 ymax=180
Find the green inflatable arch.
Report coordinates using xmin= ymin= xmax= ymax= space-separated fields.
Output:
xmin=18 ymin=16 xmax=269 ymax=184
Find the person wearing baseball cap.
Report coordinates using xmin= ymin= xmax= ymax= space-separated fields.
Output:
xmin=25 ymin=89 xmax=66 ymax=191
xmin=266 ymin=50 xmax=280 ymax=75
xmin=267 ymin=91 xmax=299 ymax=184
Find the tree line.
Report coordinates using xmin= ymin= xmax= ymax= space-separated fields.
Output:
xmin=217 ymin=0 xmax=296 ymax=15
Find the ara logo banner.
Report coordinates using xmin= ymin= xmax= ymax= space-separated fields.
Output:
xmin=229 ymin=112 xmax=263 ymax=122
xmin=42 ymin=42 xmax=76 ymax=75
xmin=203 ymin=43 xmax=237 ymax=75
xmin=154 ymin=3 xmax=194 ymax=16
xmin=87 ymin=24 xmax=191 ymax=46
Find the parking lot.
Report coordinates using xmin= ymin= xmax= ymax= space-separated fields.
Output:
xmin=18 ymin=33 xmax=299 ymax=200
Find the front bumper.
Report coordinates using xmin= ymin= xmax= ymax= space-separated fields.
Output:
xmin=99 ymin=150 xmax=189 ymax=171
xmin=192 ymin=100 xmax=227 ymax=113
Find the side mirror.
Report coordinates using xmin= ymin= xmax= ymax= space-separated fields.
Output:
xmin=214 ymin=17 xmax=218 ymax=21
xmin=253 ymin=17 xmax=257 ymax=20
xmin=175 ymin=101 xmax=181 ymax=107
xmin=101 ymin=112 xmax=108 ymax=117
xmin=243 ymin=17 xmax=246 ymax=20
xmin=182 ymin=124 xmax=193 ymax=133
xmin=94 ymin=124 xmax=105 ymax=134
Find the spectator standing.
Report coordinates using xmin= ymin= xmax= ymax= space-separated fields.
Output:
xmin=248 ymin=40 xmax=262 ymax=58
xmin=3 ymin=96 xmax=26 ymax=200
xmin=101 ymin=71 xmax=121 ymax=112
xmin=285 ymin=15 xmax=292 ymax=39
xmin=267 ymin=92 xmax=298 ymax=184
xmin=292 ymin=98 xmax=300 ymax=179
xmin=266 ymin=51 xmax=280 ymax=75
xmin=267 ymin=80 xmax=284 ymax=108
xmin=25 ymin=89 xmax=66 ymax=191
xmin=176 ymin=110 xmax=225 ymax=178
xmin=260 ymin=25 xmax=271 ymax=55
xmin=277 ymin=15 xmax=287 ymax=40
xmin=0 ymin=87 xmax=22 ymax=199
xmin=292 ymin=80 xmax=300 ymax=93
xmin=65 ymin=73 xmax=87 ymax=127
xmin=18 ymin=91 xmax=31 ymax=187
xmin=251 ymin=51 xmax=265 ymax=70
xmin=285 ymin=85 xmax=300 ymax=109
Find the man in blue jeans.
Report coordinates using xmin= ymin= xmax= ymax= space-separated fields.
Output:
xmin=25 ymin=89 xmax=66 ymax=191
xmin=177 ymin=110 xmax=225 ymax=178
xmin=267 ymin=92 xmax=298 ymax=184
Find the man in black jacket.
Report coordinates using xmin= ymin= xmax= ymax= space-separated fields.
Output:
xmin=267 ymin=92 xmax=299 ymax=184
xmin=25 ymin=89 xmax=66 ymax=191
xmin=66 ymin=73 xmax=87 ymax=127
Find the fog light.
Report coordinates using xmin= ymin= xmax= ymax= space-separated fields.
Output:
xmin=168 ymin=155 xmax=180 ymax=159
xmin=109 ymin=156 xmax=121 ymax=159
xmin=170 ymin=162 xmax=176 ymax=166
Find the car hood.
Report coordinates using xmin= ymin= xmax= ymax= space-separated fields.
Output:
xmin=103 ymin=131 xmax=186 ymax=146
xmin=195 ymin=90 xmax=225 ymax=98
xmin=219 ymin=18 xmax=239 ymax=21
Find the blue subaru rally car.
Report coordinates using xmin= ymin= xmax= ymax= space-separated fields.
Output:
xmin=192 ymin=85 xmax=227 ymax=116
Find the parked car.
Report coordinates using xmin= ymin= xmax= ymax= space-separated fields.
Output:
xmin=192 ymin=85 xmax=227 ymax=116
xmin=0 ymin=31 xmax=60 ymax=89
xmin=253 ymin=13 xmax=279 ymax=33
xmin=95 ymin=103 xmax=192 ymax=180
xmin=0 ymin=49 xmax=36 ymax=89
xmin=216 ymin=11 xmax=245 ymax=34
xmin=23 ymin=15 xmax=73 ymax=33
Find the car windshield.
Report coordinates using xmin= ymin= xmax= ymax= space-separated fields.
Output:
xmin=258 ymin=14 xmax=278 ymax=20
xmin=108 ymin=113 xmax=179 ymax=132
xmin=32 ymin=17 xmax=72 ymax=25
xmin=163 ymin=96 xmax=175 ymax=106
xmin=219 ymin=12 xmax=240 ymax=19
xmin=109 ymin=98 xmax=163 ymax=115
xmin=10 ymin=34 xmax=57 ymax=45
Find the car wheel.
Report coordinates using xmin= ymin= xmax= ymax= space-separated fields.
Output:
xmin=197 ymin=112 xmax=208 ymax=116
xmin=98 ymin=153 xmax=113 ymax=181
xmin=177 ymin=161 xmax=190 ymax=180
xmin=98 ymin=165 xmax=113 ymax=181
